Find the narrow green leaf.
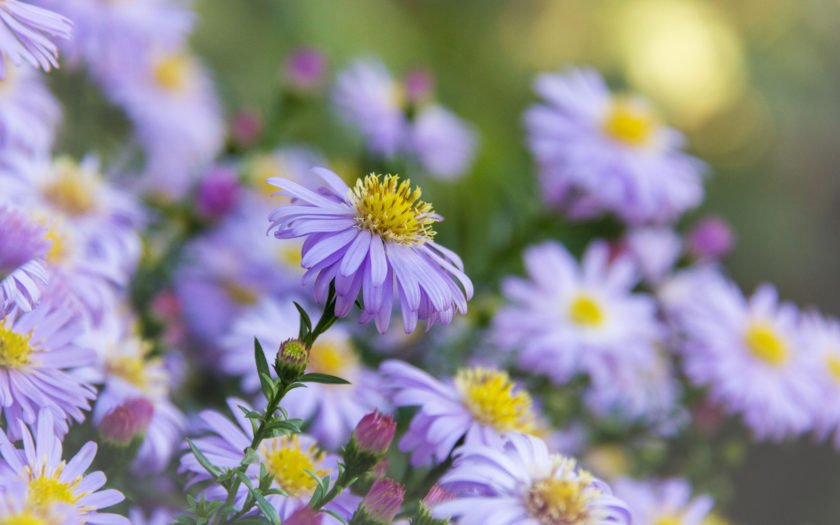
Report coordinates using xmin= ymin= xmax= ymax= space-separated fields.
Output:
xmin=254 ymin=338 xmax=273 ymax=400
xmin=299 ymin=372 xmax=351 ymax=385
xmin=236 ymin=471 xmax=281 ymax=525
xmin=294 ymin=301 xmax=312 ymax=339
xmin=187 ymin=439 xmax=222 ymax=478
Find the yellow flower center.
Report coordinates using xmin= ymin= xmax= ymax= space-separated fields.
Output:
xmin=222 ymin=280 xmax=259 ymax=306
xmin=455 ymin=368 xmax=536 ymax=434
xmin=655 ymin=517 xmax=684 ymax=525
xmin=153 ymin=53 xmax=192 ymax=92
xmin=260 ymin=435 xmax=329 ymax=498
xmin=826 ymin=355 xmax=840 ymax=384
xmin=277 ymin=243 xmax=303 ymax=269
xmin=568 ymin=295 xmax=605 ymax=327
xmin=744 ymin=323 xmax=789 ymax=366
xmin=308 ymin=339 xmax=358 ymax=377
xmin=525 ymin=460 xmax=597 ymax=525
xmin=602 ymin=99 xmax=657 ymax=147
xmin=41 ymin=159 xmax=98 ymax=216
xmin=249 ymin=154 xmax=285 ymax=198
xmin=350 ymin=174 xmax=437 ymax=245
xmin=27 ymin=467 xmax=81 ymax=510
xmin=108 ymin=354 xmax=149 ymax=389
xmin=0 ymin=514 xmax=49 ymax=525
xmin=0 ymin=323 xmax=34 ymax=369
xmin=43 ymin=227 xmax=69 ymax=265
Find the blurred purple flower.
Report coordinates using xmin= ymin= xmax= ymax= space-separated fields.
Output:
xmin=196 ymin=165 xmax=240 ymax=219
xmin=286 ymin=47 xmax=326 ymax=91
xmin=686 ymin=215 xmax=734 ymax=261
xmin=410 ymin=104 xmax=477 ymax=179
xmin=0 ymin=0 xmax=71 ymax=77
xmin=613 ymin=477 xmax=714 ymax=525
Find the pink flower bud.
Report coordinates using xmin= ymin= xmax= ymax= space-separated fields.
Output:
xmin=687 ymin=216 xmax=734 ymax=261
xmin=353 ymin=411 xmax=396 ymax=454
xmin=99 ymin=398 xmax=154 ymax=445
xmin=362 ymin=478 xmax=404 ymax=523
xmin=286 ymin=48 xmax=327 ymax=91
xmin=229 ymin=110 xmax=263 ymax=148
xmin=404 ymin=69 xmax=434 ymax=104
xmin=422 ymin=484 xmax=454 ymax=507
xmin=286 ymin=505 xmax=324 ymax=525
xmin=196 ymin=166 xmax=239 ymax=219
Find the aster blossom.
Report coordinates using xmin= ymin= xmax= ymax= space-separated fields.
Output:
xmin=0 ymin=205 xmax=49 ymax=315
xmin=525 ymin=67 xmax=705 ymax=223
xmin=434 ymin=433 xmax=631 ymax=525
xmin=0 ymin=65 xmax=61 ymax=156
xmin=0 ymin=1 xmax=71 ymax=77
xmin=613 ymin=477 xmax=714 ymax=525
xmin=799 ymin=312 xmax=840 ymax=447
xmin=0 ymin=410 xmax=129 ymax=524
xmin=380 ymin=359 xmax=541 ymax=466
xmin=676 ymin=280 xmax=820 ymax=440
xmin=268 ymin=167 xmax=473 ymax=333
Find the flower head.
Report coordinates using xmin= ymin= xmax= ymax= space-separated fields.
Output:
xmin=613 ymin=477 xmax=714 ymax=525
xmin=0 ymin=206 xmax=49 ymax=315
xmin=434 ymin=433 xmax=631 ymax=525
xmin=525 ymin=67 xmax=705 ymax=223
xmin=0 ymin=66 xmax=60 ymax=156
xmin=381 ymin=360 xmax=540 ymax=466
xmin=352 ymin=411 xmax=396 ymax=455
xmin=268 ymin=168 xmax=472 ymax=333
xmin=0 ymin=1 xmax=71 ymax=77
xmin=356 ymin=478 xmax=404 ymax=524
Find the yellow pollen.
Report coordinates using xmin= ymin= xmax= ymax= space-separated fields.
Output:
xmin=826 ymin=355 xmax=840 ymax=383
xmin=108 ymin=354 xmax=149 ymax=389
xmin=568 ymin=295 xmax=605 ymax=327
xmin=0 ymin=323 xmax=34 ymax=369
xmin=222 ymin=280 xmax=259 ymax=306
xmin=455 ymin=368 xmax=536 ymax=434
xmin=41 ymin=158 xmax=98 ymax=216
xmin=602 ymin=99 xmax=657 ymax=147
xmin=277 ymin=244 xmax=302 ymax=269
xmin=0 ymin=514 xmax=49 ymax=525
xmin=525 ymin=461 xmax=597 ymax=525
xmin=43 ymin=228 xmax=68 ymax=265
xmin=153 ymin=53 xmax=191 ymax=92
xmin=27 ymin=467 xmax=81 ymax=510
xmin=350 ymin=174 xmax=437 ymax=245
xmin=744 ymin=323 xmax=789 ymax=366
xmin=260 ymin=435 xmax=329 ymax=498
xmin=308 ymin=339 xmax=358 ymax=377
xmin=655 ymin=517 xmax=684 ymax=525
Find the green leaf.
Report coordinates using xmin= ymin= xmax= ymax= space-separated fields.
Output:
xmin=294 ymin=301 xmax=312 ymax=339
xmin=324 ymin=509 xmax=348 ymax=524
xmin=236 ymin=471 xmax=281 ymax=525
xmin=298 ymin=373 xmax=351 ymax=385
xmin=254 ymin=338 xmax=273 ymax=400
xmin=187 ymin=438 xmax=222 ymax=478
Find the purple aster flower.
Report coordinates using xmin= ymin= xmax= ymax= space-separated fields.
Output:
xmin=624 ymin=226 xmax=681 ymax=284
xmin=676 ymin=280 xmax=820 ymax=440
xmin=0 ymin=205 xmax=49 ymax=315
xmin=525 ymin=67 xmax=706 ymax=224
xmin=612 ymin=477 xmax=714 ymax=525
xmin=285 ymin=47 xmax=327 ymax=91
xmin=434 ymin=433 xmax=631 ymax=525
xmin=409 ymin=104 xmax=477 ymax=180
xmin=92 ymin=330 xmax=185 ymax=473
xmin=0 ymin=410 xmax=129 ymax=524
xmin=0 ymin=290 xmax=96 ymax=439
xmin=220 ymin=298 xmax=386 ymax=449
xmin=800 ymin=312 xmax=840 ymax=448
xmin=38 ymin=0 xmax=193 ymax=78
xmin=686 ymin=215 xmax=734 ymax=261
xmin=268 ymin=168 xmax=473 ymax=333
xmin=176 ymin=199 xmax=304 ymax=345
xmin=494 ymin=241 xmax=663 ymax=385
xmin=332 ymin=58 xmax=406 ymax=157
xmin=0 ymin=1 xmax=70 ymax=77
xmin=179 ymin=398 xmax=358 ymax=523
xmin=380 ymin=360 xmax=541 ymax=466
xmin=0 ymin=66 xmax=60 ymax=156
xmin=0 ymin=478 xmax=78 ymax=524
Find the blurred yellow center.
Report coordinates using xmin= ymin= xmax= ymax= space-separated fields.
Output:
xmin=222 ymin=280 xmax=259 ymax=305
xmin=525 ymin=464 xmax=595 ymax=525
xmin=655 ymin=517 xmax=684 ymax=525
xmin=250 ymin=155 xmax=284 ymax=197
xmin=44 ymin=228 xmax=68 ymax=265
xmin=744 ymin=323 xmax=788 ymax=366
xmin=260 ymin=435 xmax=328 ymax=497
xmin=28 ymin=467 xmax=80 ymax=510
xmin=350 ymin=174 xmax=437 ymax=245
xmin=153 ymin=54 xmax=191 ymax=92
xmin=569 ymin=295 xmax=605 ymax=327
xmin=826 ymin=355 xmax=840 ymax=383
xmin=108 ymin=355 xmax=149 ymax=388
xmin=0 ymin=324 xmax=33 ymax=369
xmin=308 ymin=340 xmax=357 ymax=376
xmin=277 ymin=244 xmax=302 ymax=269
xmin=42 ymin=165 xmax=97 ymax=216
xmin=0 ymin=514 xmax=48 ymax=525
xmin=603 ymin=100 xmax=656 ymax=147
xmin=456 ymin=368 xmax=536 ymax=434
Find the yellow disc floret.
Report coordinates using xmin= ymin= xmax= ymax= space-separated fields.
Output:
xmin=655 ymin=517 xmax=685 ymax=525
xmin=350 ymin=174 xmax=437 ymax=245
xmin=826 ymin=355 xmax=840 ymax=383
xmin=744 ymin=322 xmax=789 ymax=366
xmin=0 ymin=513 xmax=50 ymax=525
xmin=568 ymin=295 xmax=606 ymax=327
xmin=602 ymin=99 xmax=657 ymax=147
xmin=308 ymin=338 xmax=358 ymax=377
xmin=41 ymin=158 xmax=99 ymax=216
xmin=27 ymin=465 xmax=81 ymax=510
xmin=0 ymin=323 xmax=34 ymax=369
xmin=525 ymin=457 xmax=600 ymax=525
xmin=455 ymin=368 xmax=536 ymax=434
xmin=260 ymin=435 xmax=329 ymax=498
xmin=153 ymin=53 xmax=192 ymax=92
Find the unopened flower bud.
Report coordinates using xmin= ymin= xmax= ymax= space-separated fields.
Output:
xmin=353 ymin=411 xmax=396 ymax=455
xmin=687 ymin=216 xmax=734 ymax=261
xmin=230 ymin=109 xmax=262 ymax=148
xmin=285 ymin=48 xmax=327 ymax=92
xmin=286 ymin=505 xmax=324 ymax=525
xmin=404 ymin=69 xmax=434 ymax=105
xmin=274 ymin=338 xmax=308 ymax=383
xmin=196 ymin=166 xmax=239 ymax=219
xmin=422 ymin=485 xmax=454 ymax=507
xmin=410 ymin=484 xmax=454 ymax=525
xmin=99 ymin=398 xmax=154 ymax=446
xmin=350 ymin=478 xmax=404 ymax=525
